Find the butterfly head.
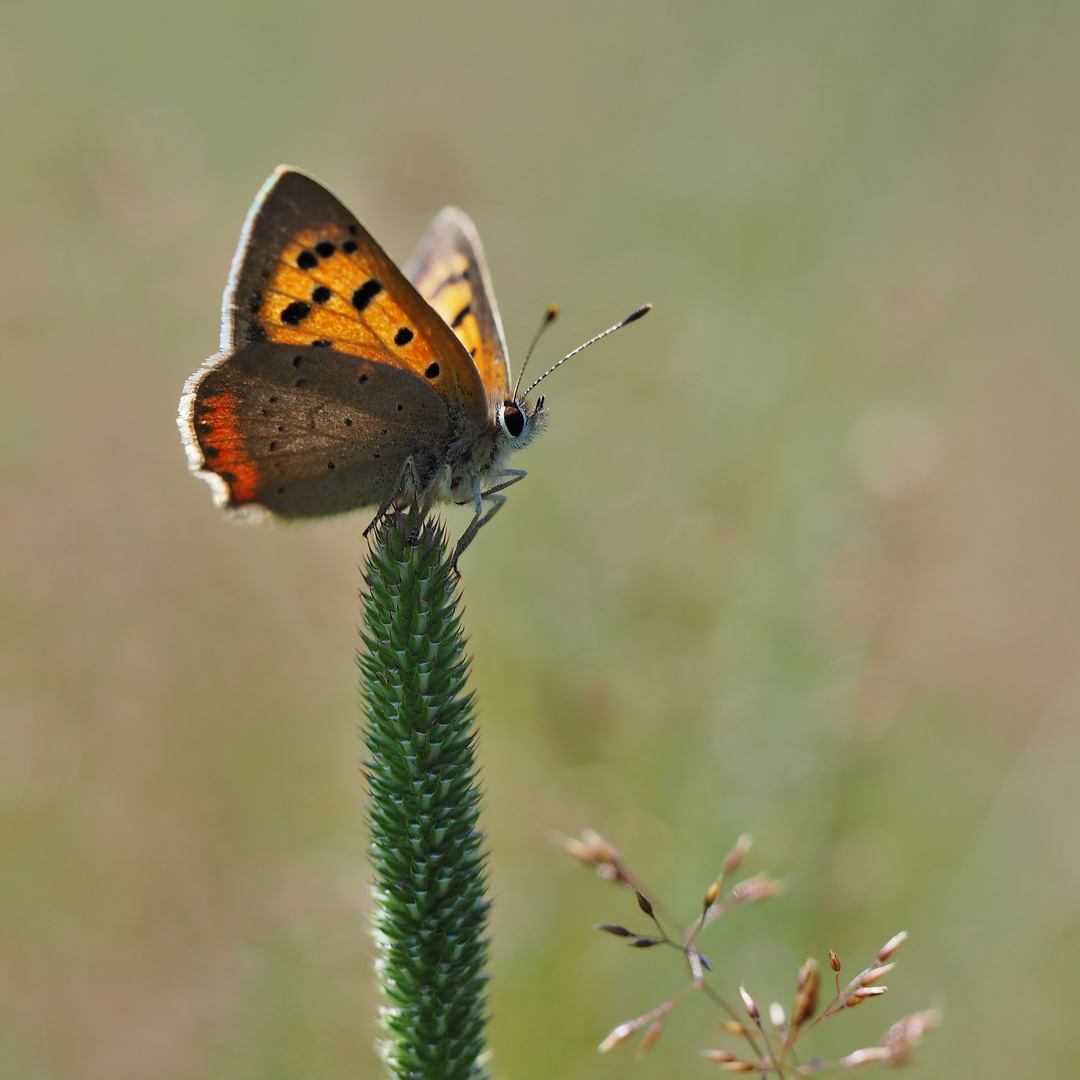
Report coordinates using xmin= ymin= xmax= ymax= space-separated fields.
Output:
xmin=497 ymin=394 xmax=547 ymax=452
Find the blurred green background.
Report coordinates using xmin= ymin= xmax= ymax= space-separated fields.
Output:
xmin=2 ymin=2 xmax=1079 ymax=1077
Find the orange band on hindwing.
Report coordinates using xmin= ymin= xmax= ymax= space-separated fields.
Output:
xmin=192 ymin=388 xmax=261 ymax=504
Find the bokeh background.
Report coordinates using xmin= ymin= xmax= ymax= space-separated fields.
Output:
xmin=2 ymin=2 xmax=1079 ymax=1077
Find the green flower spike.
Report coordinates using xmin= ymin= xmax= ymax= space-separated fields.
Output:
xmin=360 ymin=512 xmax=491 ymax=1080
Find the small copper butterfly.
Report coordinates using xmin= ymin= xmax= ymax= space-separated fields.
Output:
xmin=179 ymin=166 xmax=649 ymax=565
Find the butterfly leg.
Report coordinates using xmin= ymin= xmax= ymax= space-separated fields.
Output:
xmin=363 ymin=491 xmax=398 ymax=540
xmin=406 ymin=464 xmax=452 ymax=544
xmin=450 ymin=469 xmax=528 ymax=573
xmin=363 ymin=457 xmax=425 ymax=540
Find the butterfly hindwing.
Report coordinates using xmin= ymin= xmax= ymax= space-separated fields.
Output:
xmin=183 ymin=342 xmax=453 ymax=517
xmin=405 ymin=207 xmax=512 ymax=401
xmin=226 ymin=167 xmax=489 ymax=422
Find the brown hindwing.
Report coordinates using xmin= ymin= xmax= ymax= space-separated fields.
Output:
xmin=184 ymin=342 xmax=454 ymax=517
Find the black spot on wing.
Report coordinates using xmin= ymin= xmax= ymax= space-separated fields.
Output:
xmin=315 ymin=241 xmax=335 ymax=257
xmin=311 ymin=285 xmax=331 ymax=304
xmin=281 ymin=301 xmax=311 ymax=325
xmin=297 ymin=250 xmax=318 ymax=270
xmin=352 ymin=279 xmax=383 ymax=311
xmin=394 ymin=327 xmax=414 ymax=346
xmin=451 ymin=304 xmax=471 ymax=329
xmin=425 ymin=362 xmax=440 ymax=379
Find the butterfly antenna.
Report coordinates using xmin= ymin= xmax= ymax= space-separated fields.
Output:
xmin=521 ymin=303 xmax=652 ymax=401
xmin=513 ymin=304 xmax=560 ymax=401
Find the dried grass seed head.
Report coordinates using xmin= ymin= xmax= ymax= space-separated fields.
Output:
xmin=881 ymin=1009 xmax=941 ymax=1055
xmin=792 ymin=957 xmax=820 ymax=1029
xmin=701 ymin=1049 xmax=737 ymax=1063
xmin=739 ymin=986 xmax=760 ymax=1021
xmin=722 ymin=833 xmax=753 ymax=875
xmin=877 ymin=930 xmax=908 ymax=963
xmin=639 ymin=1021 xmax=664 ymax=1055
xmin=839 ymin=1046 xmax=892 ymax=1067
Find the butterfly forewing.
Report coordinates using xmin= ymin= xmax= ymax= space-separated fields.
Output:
xmin=227 ymin=167 xmax=489 ymax=423
xmin=186 ymin=342 xmax=454 ymax=517
xmin=405 ymin=207 xmax=512 ymax=401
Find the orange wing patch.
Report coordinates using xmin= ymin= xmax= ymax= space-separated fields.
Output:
xmin=227 ymin=168 xmax=490 ymax=422
xmin=192 ymin=387 xmax=261 ymax=505
xmin=406 ymin=207 xmax=512 ymax=401
xmin=412 ymin=250 xmax=510 ymax=401
xmin=412 ymin=252 xmax=484 ymax=353
xmin=259 ymin=227 xmax=441 ymax=372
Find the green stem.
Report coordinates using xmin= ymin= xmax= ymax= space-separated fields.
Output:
xmin=360 ymin=512 xmax=490 ymax=1079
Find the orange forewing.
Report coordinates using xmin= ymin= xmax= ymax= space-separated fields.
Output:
xmin=228 ymin=168 xmax=490 ymax=421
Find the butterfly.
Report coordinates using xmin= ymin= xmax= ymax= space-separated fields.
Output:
xmin=179 ymin=166 xmax=648 ymax=567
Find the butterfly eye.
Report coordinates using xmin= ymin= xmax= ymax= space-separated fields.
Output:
xmin=502 ymin=402 xmax=525 ymax=439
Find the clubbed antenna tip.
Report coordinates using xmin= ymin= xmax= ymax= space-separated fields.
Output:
xmin=621 ymin=303 xmax=652 ymax=326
